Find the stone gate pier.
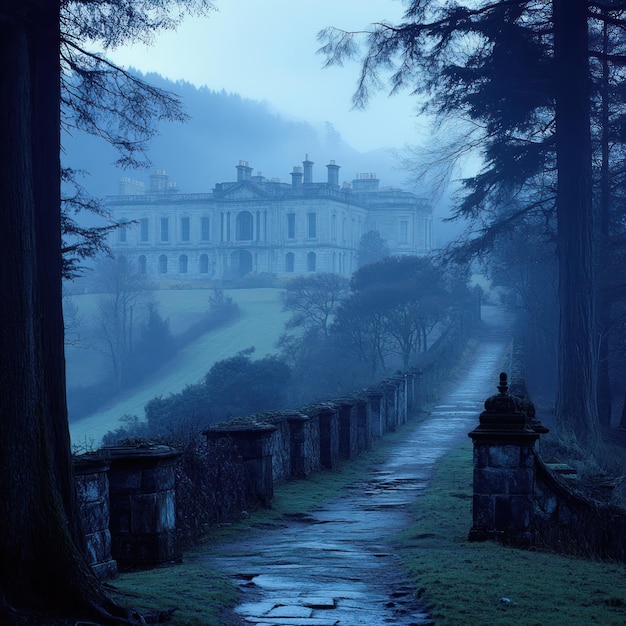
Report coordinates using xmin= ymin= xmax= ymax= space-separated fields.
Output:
xmin=469 ymin=371 xmax=626 ymax=561
xmin=468 ymin=372 xmax=546 ymax=546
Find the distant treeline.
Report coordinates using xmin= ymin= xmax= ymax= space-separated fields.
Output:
xmin=62 ymin=70 xmax=402 ymax=202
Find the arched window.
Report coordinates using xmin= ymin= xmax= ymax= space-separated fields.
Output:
xmin=199 ymin=254 xmax=209 ymax=274
xmin=307 ymin=251 xmax=316 ymax=272
xmin=179 ymin=254 xmax=188 ymax=273
xmin=285 ymin=252 xmax=295 ymax=273
xmin=158 ymin=254 xmax=168 ymax=274
xmin=236 ymin=211 xmax=253 ymax=241
xmin=138 ymin=255 xmax=147 ymax=274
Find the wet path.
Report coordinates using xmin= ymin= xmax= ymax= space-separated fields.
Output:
xmin=202 ymin=306 xmax=510 ymax=625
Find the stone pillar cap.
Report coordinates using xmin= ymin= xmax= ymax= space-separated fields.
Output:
xmin=203 ymin=417 xmax=277 ymax=439
xmin=103 ymin=443 xmax=182 ymax=460
xmin=469 ymin=372 xmax=543 ymax=440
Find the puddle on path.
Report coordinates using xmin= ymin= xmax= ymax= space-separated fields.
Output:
xmin=201 ymin=307 xmax=510 ymax=625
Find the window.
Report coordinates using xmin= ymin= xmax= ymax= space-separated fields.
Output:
xmin=179 ymin=254 xmax=188 ymax=273
xmin=399 ymin=220 xmax=408 ymax=244
xmin=138 ymin=255 xmax=147 ymax=274
xmin=287 ymin=213 xmax=295 ymax=239
xmin=140 ymin=218 xmax=149 ymax=242
xmin=201 ymin=217 xmax=210 ymax=241
xmin=236 ymin=211 xmax=253 ymax=241
xmin=417 ymin=218 xmax=426 ymax=248
xmin=307 ymin=213 xmax=317 ymax=238
xmin=307 ymin=251 xmax=316 ymax=272
xmin=199 ymin=254 xmax=209 ymax=274
xmin=160 ymin=218 xmax=169 ymax=242
xmin=181 ymin=217 xmax=190 ymax=242
xmin=285 ymin=252 xmax=295 ymax=273
xmin=158 ymin=254 xmax=168 ymax=274
xmin=118 ymin=222 xmax=127 ymax=243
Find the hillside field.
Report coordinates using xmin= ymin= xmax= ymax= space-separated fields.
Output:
xmin=68 ymin=287 xmax=288 ymax=448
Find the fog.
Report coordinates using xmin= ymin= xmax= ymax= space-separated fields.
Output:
xmin=65 ymin=3 xmax=471 ymax=449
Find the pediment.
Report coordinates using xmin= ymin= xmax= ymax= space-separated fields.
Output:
xmin=218 ymin=182 xmax=267 ymax=200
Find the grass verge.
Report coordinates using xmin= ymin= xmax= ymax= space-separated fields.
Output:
xmin=395 ymin=441 xmax=626 ymax=625
xmin=108 ymin=561 xmax=239 ymax=625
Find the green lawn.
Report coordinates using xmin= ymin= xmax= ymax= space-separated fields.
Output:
xmin=108 ymin=560 xmax=240 ymax=626
xmin=396 ymin=442 xmax=626 ymax=625
xmin=68 ymin=288 xmax=288 ymax=446
xmin=110 ymin=426 xmax=626 ymax=625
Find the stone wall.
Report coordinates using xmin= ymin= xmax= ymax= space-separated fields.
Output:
xmin=533 ymin=454 xmax=626 ymax=561
xmin=203 ymin=317 xmax=472 ymax=508
xmin=73 ymin=453 xmax=117 ymax=579
xmin=105 ymin=444 xmax=182 ymax=569
xmin=469 ymin=370 xmax=626 ymax=562
xmin=75 ymin=313 xmax=474 ymax=578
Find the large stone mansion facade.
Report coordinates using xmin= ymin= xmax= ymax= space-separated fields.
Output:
xmin=107 ymin=156 xmax=433 ymax=280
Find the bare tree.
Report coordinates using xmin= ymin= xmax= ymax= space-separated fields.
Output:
xmin=93 ymin=256 xmax=153 ymax=390
xmin=281 ymin=273 xmax=350 ymax=338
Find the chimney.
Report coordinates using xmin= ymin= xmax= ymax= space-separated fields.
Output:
xmin=302 ymin=154 xmax=314 ymax=184
xmin=291 ymin=166 xmax=303 ymax=187
xmin=326 ymin=160 xmax=340 ymax=187
xmin=352 ymin=172 xmax=380 ymax=192
xmin=149 ymin=170 xmax=168 ymax=193
xmin=236 ymin=160 xmax=253 ymax=182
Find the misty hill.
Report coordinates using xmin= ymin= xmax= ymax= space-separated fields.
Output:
xmin=62 ymin=71 xmax=406 ymax=200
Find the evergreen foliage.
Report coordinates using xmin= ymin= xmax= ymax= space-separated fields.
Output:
xmin=319 ymin=0 xmax=626 ymax=449
xmin=357 ymin=230 xmax=390 ymax=268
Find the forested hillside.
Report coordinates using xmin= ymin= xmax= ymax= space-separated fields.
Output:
xmin=62 ymin=70 xmax=403 ymax=200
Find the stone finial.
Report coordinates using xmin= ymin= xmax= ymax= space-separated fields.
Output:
xmin=483 ymin=372 xmax=518 ymax=414
xmin=497 ymin=371 xmax=508 ymax=394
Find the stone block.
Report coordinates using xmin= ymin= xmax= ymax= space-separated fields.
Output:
xmin=108 ymin=469 xmax=141 ymax=492
xmin=140 ymin=465 xmax=176 ymax=492
xmin=86 ymin=529 xmax=113 ymax=563
xmin=473 ymin=444 xmax=490 ymax=469
xmin=519 ymin=446 xmax=535 ymax=468
xmin=130 ymin=493 xmax=158 ymax=534
xmin=489 ymin=445 xmax=521 ymax=468
xmin=157 ymin=490 xmax=176 ymax=532
xmin=495 ymin=495 xmax=531 ymax=530
xmin=472 ymin=494 xmax=493 ymax=527
xmin=75 ymin=473 xmax=107 ymax=503
xmin=110 ymin=498 xmax=131 ymax=534
xmin=506 ymin=468 xmax=533 ymax=494
xmin=80 ymin=499 xmax=109 ymax=530
xmin=474 ymin=467 xmax=506 ymax=494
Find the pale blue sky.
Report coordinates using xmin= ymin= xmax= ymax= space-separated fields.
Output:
xmin=107 ymin=0 xmax=429 ymax=153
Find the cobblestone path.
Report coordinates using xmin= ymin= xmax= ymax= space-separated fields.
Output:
xmin=202 ymin=306 xmax=510 ymax=625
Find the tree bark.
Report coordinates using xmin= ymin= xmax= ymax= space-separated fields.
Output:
xmin=553 ymin=0 xmax=601 ymax=450
xmin=0 ymin=5 xmax=130 ymax=622
xmin=596 ymin=10 xmax=612 ymax=427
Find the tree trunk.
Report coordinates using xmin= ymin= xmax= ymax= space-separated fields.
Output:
xmin=0 ymin=6 xmax=131 ymax=622
xmin=553 ymin=0 xmax=601 ymax=450
xmin=596 ymin=9 xmax=612 ymax=427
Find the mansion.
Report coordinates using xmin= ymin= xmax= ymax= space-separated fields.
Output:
xmin=107 ymin=156 xmax=433 ymax=281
